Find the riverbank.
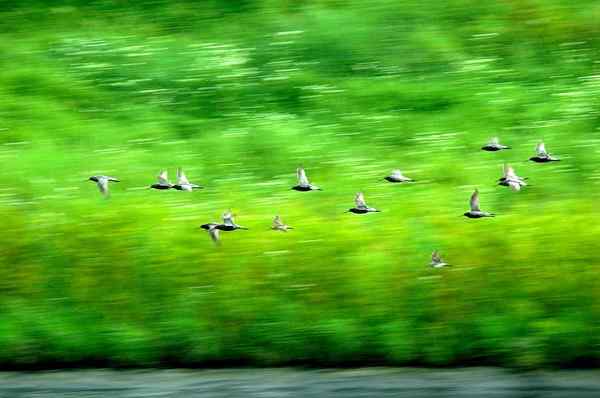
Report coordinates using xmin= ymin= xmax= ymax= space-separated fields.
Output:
xmin=2 ymin=368 xmax=600 ymax=397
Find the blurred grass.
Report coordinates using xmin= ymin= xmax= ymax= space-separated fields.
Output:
xmin=0 ymin=0 xmax=600 ymax=368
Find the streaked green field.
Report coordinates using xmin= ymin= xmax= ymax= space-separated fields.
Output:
xmin=1 ymin=0 xmax=599 ymax=368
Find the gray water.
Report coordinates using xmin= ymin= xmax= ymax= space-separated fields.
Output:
xmin=1 ymin=368 xmax=600 ymax=397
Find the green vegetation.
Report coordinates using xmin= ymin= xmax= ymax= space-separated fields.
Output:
xmin=1 ymin=0 xmax=599 ymax=368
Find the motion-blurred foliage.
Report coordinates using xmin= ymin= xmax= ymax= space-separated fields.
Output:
xmin=0 ymin=0 xmax=599 ymax=368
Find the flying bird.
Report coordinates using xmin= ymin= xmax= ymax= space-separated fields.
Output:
xmin=88 ymin=175 xmax=120 ymax=196
xmin=464 ymin=189 xmax=494 ymax=218
xmin=292 ymin=167 xmax=321 ymax=191
xmin=272 ymin=215 xmax=293 ymax=232
xmin=430 ymin=251 xmax=449 ymax=268
xmin=201 ymin=211 xmax=248 ymax=244
xmin=384 ymin=170 xmax=414 ymax=183
xmin=481 ymin=137 xmax=510 ymax=151
xmin=201 ymin=211 xmax=248 ymax=232
xmin=498 ymin=164 xmax=527 ymax=191
xmin=530 ymin=142 xmax=560 ymax=162
xmin=348 ymin=192 xmax=380 ymax=214
xmin=173 ymin=168 xmax=202 ymax=191
xmin=150 ymin=170 xmax=173 ymax=190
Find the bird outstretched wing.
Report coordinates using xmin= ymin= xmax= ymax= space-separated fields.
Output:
xmin=222 ymin=211 xmax=235 ymax=226
xmin=507 ymin=179 xmax=521 ymax=191
xmin=157 ymin=170 xmax=170 ymax=184
xmin=177 ymin=168 xmax=190 ymax=185
xmin=297 ymin=167 xmax=310 ymax=187
xmin=273 ymin=215 xmax=284 ymax=228
xmin=390 ymin=170 xmax=404 ymax=179
xmin=96 ymin=177 xmax=109 ymax=195
xmin=470 ymin=189 xmax=481 ymax=212
xmin=505 ymin=165 xmax=517 ymax=180
xmin=208 ymin=226 xmax=220 ymax=244
xmin=355 ymin=192 xmax=367 ymax=209
xmin=536 ymin=142 xmax=547 ymax=156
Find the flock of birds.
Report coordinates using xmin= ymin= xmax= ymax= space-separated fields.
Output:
xmin=88 ymin=138 xmax=560 ymax=266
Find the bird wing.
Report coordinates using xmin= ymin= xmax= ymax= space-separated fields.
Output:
xmin=273 ymin=216 xmax=284 ymax=228
xmin=489 ymin=137 xmax=499 ymax=145
xmin=390 ymin=170 xmax=404 ymax=179
xmin=96 ymin=178 xmax=109 ymax=195
xmin=177 ymin=168 xmax=190 ymax=185
xmin=355 ymin=192 xmax=367 ymax=209
xmin=508 ymin=179 xmax=521 ymax=191
xmin=106 ymin=176 xmax=120 ymax=182
xmin=222 ymin=211 xmax=235 ymax=226
xmin=157 ymin=170 xmax=170 ymax=184
xmin=502 ymin=164 xmax=508 ymax=179
xmin=470 ymin=189 xmax=481 ymax=212
xmin=431 ymin=251 xmax=442 ymax=264
xmin=208 ymin=226 xmax=220 ymax=243
xmin=297 ymin=167 xmax=310 ymax=186
xmin=505 ymin=165 xmax=517 ymax=179
xmin=536 ymin=142 xmax=547 ymax=156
